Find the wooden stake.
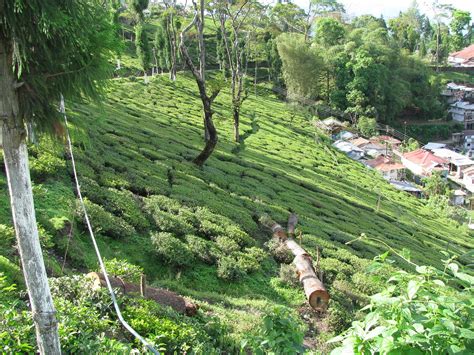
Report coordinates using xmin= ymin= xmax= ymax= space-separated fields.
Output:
xmin=140 ymin=274 xmax=146 ymax=297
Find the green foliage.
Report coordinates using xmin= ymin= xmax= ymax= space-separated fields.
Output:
xmin=315 ymin=17 xmax=346 ymax=47
xmin=277 ymin=33 xmax=325 ymax=101
xmin=279 ymin=263 xmax=299 ymax=287
xmin=136 ymin=23 xmax=151 ymax=72
xmin=0 ymin=224 xmax=15 ymax=258
xmin=77 ymin=199 xmax=135 ymax=239
xmin=329 ymin=254 xmax=474 ymax=354
xmin=102 ymin=258 xmax=144 ymax=283
xmin=356 ymin=116 xmax=377 ymax=137
xmin=399 ymin=137 xmax=420 ymax=153
xmin=1 ymin=0 xmax=118 ymax=129
xmin=450 ymin=10 xmax=472 ymax=51
xmin=185 ymin=234 xmax=219 ymax=264
xmin=422 ymin=171 xmax=449 ymax=197
xmin=243 ymin=306 xmax=305 ymax=353
xmin=150 ymin=232 xmax=194 ymax=267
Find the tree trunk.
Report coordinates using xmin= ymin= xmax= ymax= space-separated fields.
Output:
xmin=233 ymin=106 xmax=240 ymax=142
xmin=193 ymin=106 xmax=217 ymax=166
xmin=260 ymin=214 xmax=330 ymax=311
xmin=1 ymin=39 xmax=61 ymax=354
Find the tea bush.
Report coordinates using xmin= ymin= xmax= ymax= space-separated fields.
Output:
xmin=77 ymin=199 xmax=135 ymax=239
xmin=102 ymin=258 xmax=144 ymax=283
xmin=243 ymin=305 xmax=305 ymax=353
xmin=185 ymin=234 xmax=220 ymax=264
xmin=150 ymin=232 xmax=194 ymax=267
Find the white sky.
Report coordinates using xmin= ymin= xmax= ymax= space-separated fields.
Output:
xmin=291 ymin=0 xmax=474 ymax=20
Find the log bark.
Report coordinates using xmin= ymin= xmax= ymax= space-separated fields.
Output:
xmin=261 ymin=214 xmax=329 ymax=311
xmin=87 ymin=272 xmax=198 ymax=316
xmin=1 ymin=38 xmax=61 ymax=354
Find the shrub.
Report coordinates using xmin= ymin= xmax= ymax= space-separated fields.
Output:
xmin=243 ymin=306 xmax=305 ymax=353
xmin=150 ymin=232 xmax=194 ymax=267
xmin=77 ymin=199 xmax=135 ymax=239
xmin=215 ymin=236 xmax=240 ymax=254
xmin=265 ymin=238 xmax=293 ymax=264
xmin=0 ymin=224 xmax=15 ymax=257
xmin=279 ymin=264 xmax=299 ymax=287
xmin=102 ymin=258 xmax=144 ymax=283
xmin=329 ymin=255 xmax=474 ymax=354
xmin=185 ymin=235 xmax=220 ymax=264
xmin=217 ymin=255 xmax=246 ymax=281
xmin=29 ymin=148 xmax=65 ymax=181
xmin=235 ymin=247 xmax=267 ymax=273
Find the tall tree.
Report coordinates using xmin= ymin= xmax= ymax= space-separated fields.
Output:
xmin=161 ymin=0 xmax=181 ymax=81
xmin=180 ymin=0 xmax=221 ymax=166
xmin=136 ymin=23 xmax=151 ymax=78
xmin=0 ymin=0 xmax=116 ymax=352
xmin=450 ymin=9 xmax=472 ymax=51
xmin=129 ymin=0 xmax=150 ymax=80
xmin=215 ymin=0 xmax=253 ymax=142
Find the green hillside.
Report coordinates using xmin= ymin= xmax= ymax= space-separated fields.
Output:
xmin=0 ymin=74 xmax=472 ymax=351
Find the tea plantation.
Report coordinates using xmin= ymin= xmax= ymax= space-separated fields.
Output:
xmin=0 ymin=74 xmax=472 ymax=352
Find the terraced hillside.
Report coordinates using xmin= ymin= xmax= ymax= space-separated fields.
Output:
xmin=0 ymin=74 xmax=472 ymax=351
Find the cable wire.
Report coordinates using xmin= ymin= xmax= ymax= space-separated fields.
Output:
xmin=60 ymin=95 xmax=159 ymax=355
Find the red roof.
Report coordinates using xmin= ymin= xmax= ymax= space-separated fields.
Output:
xmin=450 ymin=44 xmax=474 ymax=61
xmin=403 ymin=149 xmax=448 ymax=170
xmin=366 ymin=155 xmax=405 ymax=172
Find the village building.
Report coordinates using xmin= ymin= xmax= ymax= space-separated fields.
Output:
xmin=370 ymin=135 xmax=402 ymax=150
xmin=442 ymin=83 xmax=474 ymax=104
xmin=449 ymin=101 xmax=474 ymax=122
xmin=431 ymin=148 xmax=474 ymax=179
xmin=401 ymin=149 xmax=448 ymax=178
xmin=423 ymin=142 xmax=446 ymax=151
xmin=448 ymin=44 xmax=474 ymax=67
xmin=389 ymin=180 xmax=423 ymax=198
xmin=365 ymin=155 xmax=405 ymax=180
xmin=452 ymin=189 xmax=467 ymax=206
xmin=314 ymin=117 xmax=347 ymax=135
xmin=332 ymin=140 xmax=364 ymax=160
xmin=349 ymin=137 xmax=386 ymax=158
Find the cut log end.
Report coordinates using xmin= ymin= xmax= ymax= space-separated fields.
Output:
xmin=308 ymin=289 xmax=330 ymax=311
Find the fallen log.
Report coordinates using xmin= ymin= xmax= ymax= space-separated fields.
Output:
xmin=87 ymin=272 xmax=198 ymax=316
xmin=261 ymin=214 xmax=330 ymax=311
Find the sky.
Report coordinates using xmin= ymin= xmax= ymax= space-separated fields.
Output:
xmin=291 ymin=0 xmax=474 ymax=20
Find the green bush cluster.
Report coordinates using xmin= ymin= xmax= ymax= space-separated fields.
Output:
xmin=150 ymin=232 xmax=194 ymax=267
xmin=102 ymin=258 xmax=144 ymax=283
xmin=76 ymin=199 xmax=135 ymax=239
xmin=243 ymin=306 xmax=305 ymax=353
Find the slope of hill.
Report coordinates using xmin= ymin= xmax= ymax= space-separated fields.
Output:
xmin=0 ymin=74 xmax=471 ymax=351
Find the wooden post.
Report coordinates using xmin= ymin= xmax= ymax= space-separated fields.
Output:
xmin=1 ymin=40 xmax=61 ymax=354
xmin=140 ymin=274 xmax=146 ymax=297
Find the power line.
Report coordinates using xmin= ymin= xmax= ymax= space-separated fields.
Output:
xmin=60 ymin=95 xmax=159 ymax=355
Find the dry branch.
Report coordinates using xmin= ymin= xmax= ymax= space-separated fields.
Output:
xmin=261 ymin=214 xmax=330 ymax=311
xmin=87 ymin=272 xmax=198 ymax=316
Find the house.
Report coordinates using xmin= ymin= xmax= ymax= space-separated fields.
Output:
xmin=442 ymin=83 xmax=474 ymax=104
xmin=389 ymin=180 xmax=423 ymax=198
xmin=431 ymin=148 xmax=474 ymax=178
xmin=401 ymin=149 xmax=448 ymax=177
xmin=361 ymin=142 xmax=386 ymax=158
xmin=449 ymin=101 xmax=474 ymax=122
xmin=448 ymin=44 xmax=474 ymax=67
xmin=462 ymin=166 xmax=474 ymax=193
xmin=314 ymin=117 xmax=347 ymax=135
xmin=423 ymin=142 xmax=446 ymax=151
xmin=365 ymin=155 xmax=405 ymax=180
xmin=452 ymin=189 xmax=467 ymax=206
xmin=370 ymin=135 xmax=402 ymax=150
xmin=332 ymin=140 xmax=364 ymax=160
xmin=335 ymin=130 xmax=356 ymax=141
xmin=349 ymin=137 xmax=370 ymax=147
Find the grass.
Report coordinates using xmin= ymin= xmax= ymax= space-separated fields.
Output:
xmin=0 ymin=73 xmax=472 ymax=350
